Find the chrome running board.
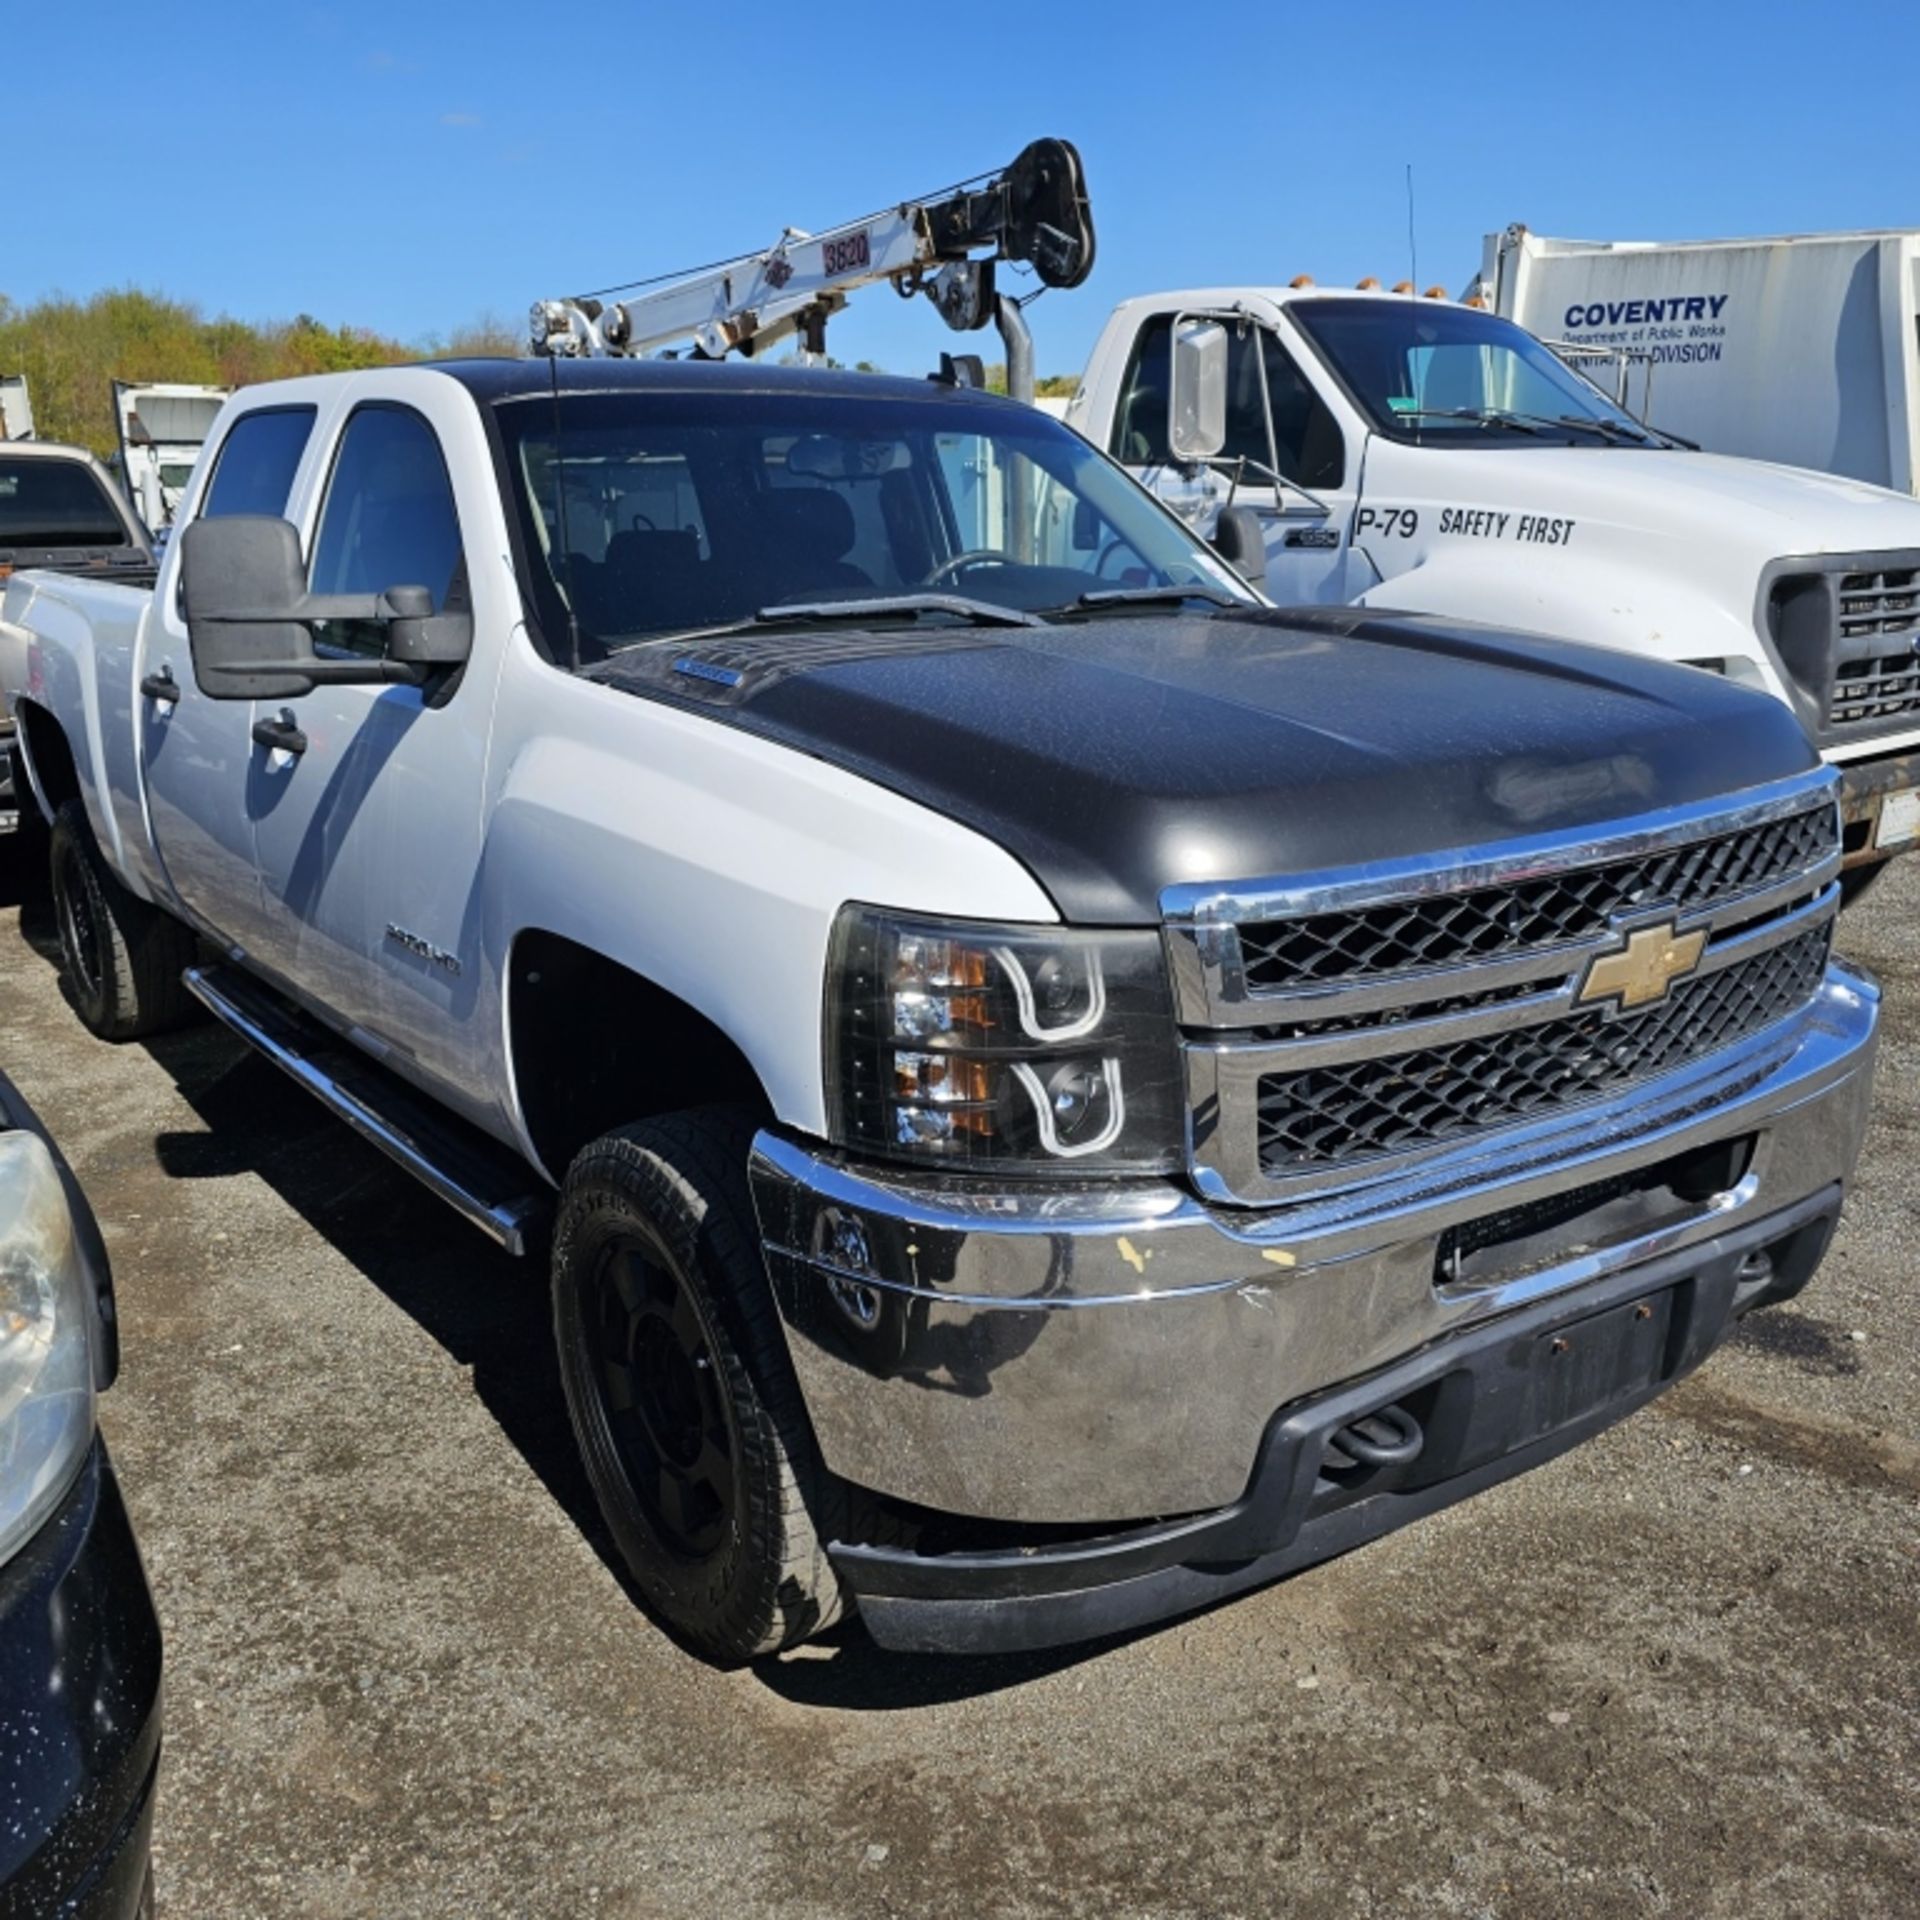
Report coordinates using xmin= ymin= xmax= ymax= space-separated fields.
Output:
xmin=183 ymin=964 xmax=548 ymax=1255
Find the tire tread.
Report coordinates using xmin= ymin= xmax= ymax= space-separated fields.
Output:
xmin=49 ymin=800 xmax=198 ymax=1041
xmin=553 ymin=1106 xmax=897 ymax=1662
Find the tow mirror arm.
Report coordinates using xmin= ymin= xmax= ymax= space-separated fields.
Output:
xmin=180 ymin=515 xmax=472 ymax=702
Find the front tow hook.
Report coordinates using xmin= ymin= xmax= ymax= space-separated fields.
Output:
xmin=1324 ymin=1402 xmax=1425 ymax=1472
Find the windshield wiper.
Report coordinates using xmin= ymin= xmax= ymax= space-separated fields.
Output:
xmin=1553 ymin=414 xmax=1654 ymax=445
xmin=626 ymin=592 xmax=1048 ymax=652
xmin=1399 ymin=405 xmax=1655 ymax=445
xmin=1067 ymin=583 xmax=1247 ymax=614
xmin=1395 ymin=407 xmax=1545 ymax=435
xmin=755 ymin=592 xmax=1047 ymax=629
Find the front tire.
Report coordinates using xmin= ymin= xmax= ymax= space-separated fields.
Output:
xmin=552 ymin=1108 xmax=852 ymax=1663
xmin=48 ymin=800 xmax=198 ymax=1041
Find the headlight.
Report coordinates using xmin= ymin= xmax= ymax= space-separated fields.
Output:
xmin=0 ymin=1131 xmax=97 ymax=1567
xmin=825 ymin=905 xmax=1184 ymax=1174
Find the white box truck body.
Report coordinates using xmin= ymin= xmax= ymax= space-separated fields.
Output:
xmin=1480 ymin=227 xmax=1920 ymax=495
xmin=0 ymin=376 xmax=33 ymax=442
xmin=112 ymin=380 xmax=228 ymax=534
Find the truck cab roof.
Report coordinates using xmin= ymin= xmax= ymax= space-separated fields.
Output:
xmin=217 ymin=355 xmax=1029 ymax=416
xmin=1100 ymin=285 xmax=1465 ymax=320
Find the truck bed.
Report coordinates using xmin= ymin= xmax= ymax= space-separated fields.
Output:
xmin=0 ymin=568 xmax=163 ymax=894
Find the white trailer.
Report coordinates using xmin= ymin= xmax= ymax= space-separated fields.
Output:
xmin=113 ymin=380 xmax=229 ymax=533
xmin=0 ymin=376 xmax=32 ymax=441
xmin=1478 ymin=226 xmax=1920 ymax=494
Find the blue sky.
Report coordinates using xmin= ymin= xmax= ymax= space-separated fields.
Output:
xmin=12 ymin=0 xmax=1919 ymax=376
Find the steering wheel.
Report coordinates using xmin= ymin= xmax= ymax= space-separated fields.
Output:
xmin=1093 ymin=537 xmax=1142 ymax=579
xmin=628 ymin=511 xmax=656 ymax=532
xmin=926 ymin=549 xmax=1013 ymax=587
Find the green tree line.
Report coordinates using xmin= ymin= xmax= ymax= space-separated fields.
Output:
xmin=1 ymin=288 xmax=1082 ymax=457
xmin=0 ymin=288 xmax=522 ymax=456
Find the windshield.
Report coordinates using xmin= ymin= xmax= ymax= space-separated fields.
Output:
xmin=1289 ymin=298 xmax=1652 ymax=447
xmin=493 ymin=387 xmax=1253 ymax=662
xmin=0 ymin=457 xmax=131 ymax=548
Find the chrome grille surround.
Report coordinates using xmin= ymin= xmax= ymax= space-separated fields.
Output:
xmin=1162 ymin=768 xmax=1843 ymax=1205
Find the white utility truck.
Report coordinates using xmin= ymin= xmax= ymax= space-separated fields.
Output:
xmin=1067 ymin=287 xmax=1920 ymax=888
xmin=1476 ymin=226 xmax=1920 ymax=495
xmin=113 ymin=380 xmax=229 ymax=535
xmin=0 ymin=147 xmax=1881 ymax=1666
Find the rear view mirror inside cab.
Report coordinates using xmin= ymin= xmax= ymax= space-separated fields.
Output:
xmin=785 ymin=436 xmax=911 ymax=480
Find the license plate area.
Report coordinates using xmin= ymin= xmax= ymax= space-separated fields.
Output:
xmin=1875 ymin=787 xmax=1920 ymax=848
xmin=1518 ymin=1285 xmax=1678 ymax=1447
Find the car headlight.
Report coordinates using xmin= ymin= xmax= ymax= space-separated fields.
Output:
xmin=824 ymin=905 xmax=1184 ymax=1174
xmin=0 ymin=1131 xmax=98 ymax=1567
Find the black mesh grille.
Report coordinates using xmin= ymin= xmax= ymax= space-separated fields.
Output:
xmin=1837 ymin=568 xmax=1920 ymax=641
xmin=1826 ymin=568 xmax=1920 ymax=729
xmin=1830 ymin=650 xmax=1920 ymax=728
xmin=1256 ymin=925 xmax=1830 ymax=1173
xmin=1239 ymin=806 xmax=1833 ymax=992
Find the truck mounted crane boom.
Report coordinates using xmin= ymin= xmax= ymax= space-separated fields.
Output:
xmin=529 ymin=138 xmax=1094 ymax=404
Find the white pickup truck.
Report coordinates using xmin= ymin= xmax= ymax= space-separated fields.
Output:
xmin=0 ymin=440 xmax=155 ymax=833
xmin=1 ymin=356 xmax=1880 ymax=1660
xmin=1068 ymin=287 xmax=1920 ymax=887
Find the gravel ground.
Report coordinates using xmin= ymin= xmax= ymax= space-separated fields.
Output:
xmin=1 ymin=842 xmax=1915 ymax=1920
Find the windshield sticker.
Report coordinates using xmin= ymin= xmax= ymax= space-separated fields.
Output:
xmin=1437 ymin=507 xmax=1576 ymax=546
xmin=1387 ymin=396 xmax=1422 ymax=414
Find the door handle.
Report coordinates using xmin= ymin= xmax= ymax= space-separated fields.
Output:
xmin=251 ymin=713 xmax=308 ymax=757
xmin=139 ymin=669 xmax=180 ymax=705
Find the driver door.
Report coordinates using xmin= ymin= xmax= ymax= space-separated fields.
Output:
xmin=1110 ymin=315 xmax=1363 ymax=606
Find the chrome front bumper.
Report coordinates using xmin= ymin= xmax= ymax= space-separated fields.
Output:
xmin=751 ymin=961 xmax=1879 ymax=1527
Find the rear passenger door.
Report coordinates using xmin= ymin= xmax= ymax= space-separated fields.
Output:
xmin=138 ymin=404 xmax=317 ymax=947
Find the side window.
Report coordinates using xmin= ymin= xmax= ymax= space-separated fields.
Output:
xmin=1109 ymin=317 xmax=1345 ymax=490
xmin=200 ymin=407 xmax=316 ymax=519
xmin=1109 ymin=316 xmax=1173 ymax=465
xmin=309 ymin=406 xmax=465 ymax=659
xmin=1257 ymin=335 xmax=1346 ymax=490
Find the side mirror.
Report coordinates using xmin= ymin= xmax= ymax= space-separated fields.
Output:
xmin=180 ymin=516 xmax=471 ymax=701
xmin=1169 ymin=320 xmax=1229 ymax=463
xmin=1211 ymin=505 xmax=1268 ymax=588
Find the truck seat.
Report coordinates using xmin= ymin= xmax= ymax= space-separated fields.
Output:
xmin=756 ymin=489 xmax=872 ymax=598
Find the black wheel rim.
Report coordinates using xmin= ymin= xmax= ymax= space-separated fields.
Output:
xmin=586 ymin=1235 xmax=736 ymax=1560
xmin=54 ymin=843 xmax=104 ymax=1005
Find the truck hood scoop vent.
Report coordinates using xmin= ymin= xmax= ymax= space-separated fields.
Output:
xmin=587 ymin=626 xmax=1002 ymax=704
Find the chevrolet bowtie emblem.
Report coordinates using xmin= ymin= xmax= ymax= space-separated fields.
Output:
xmin=1576 ymin=921 xmax=1708 ymax=1011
